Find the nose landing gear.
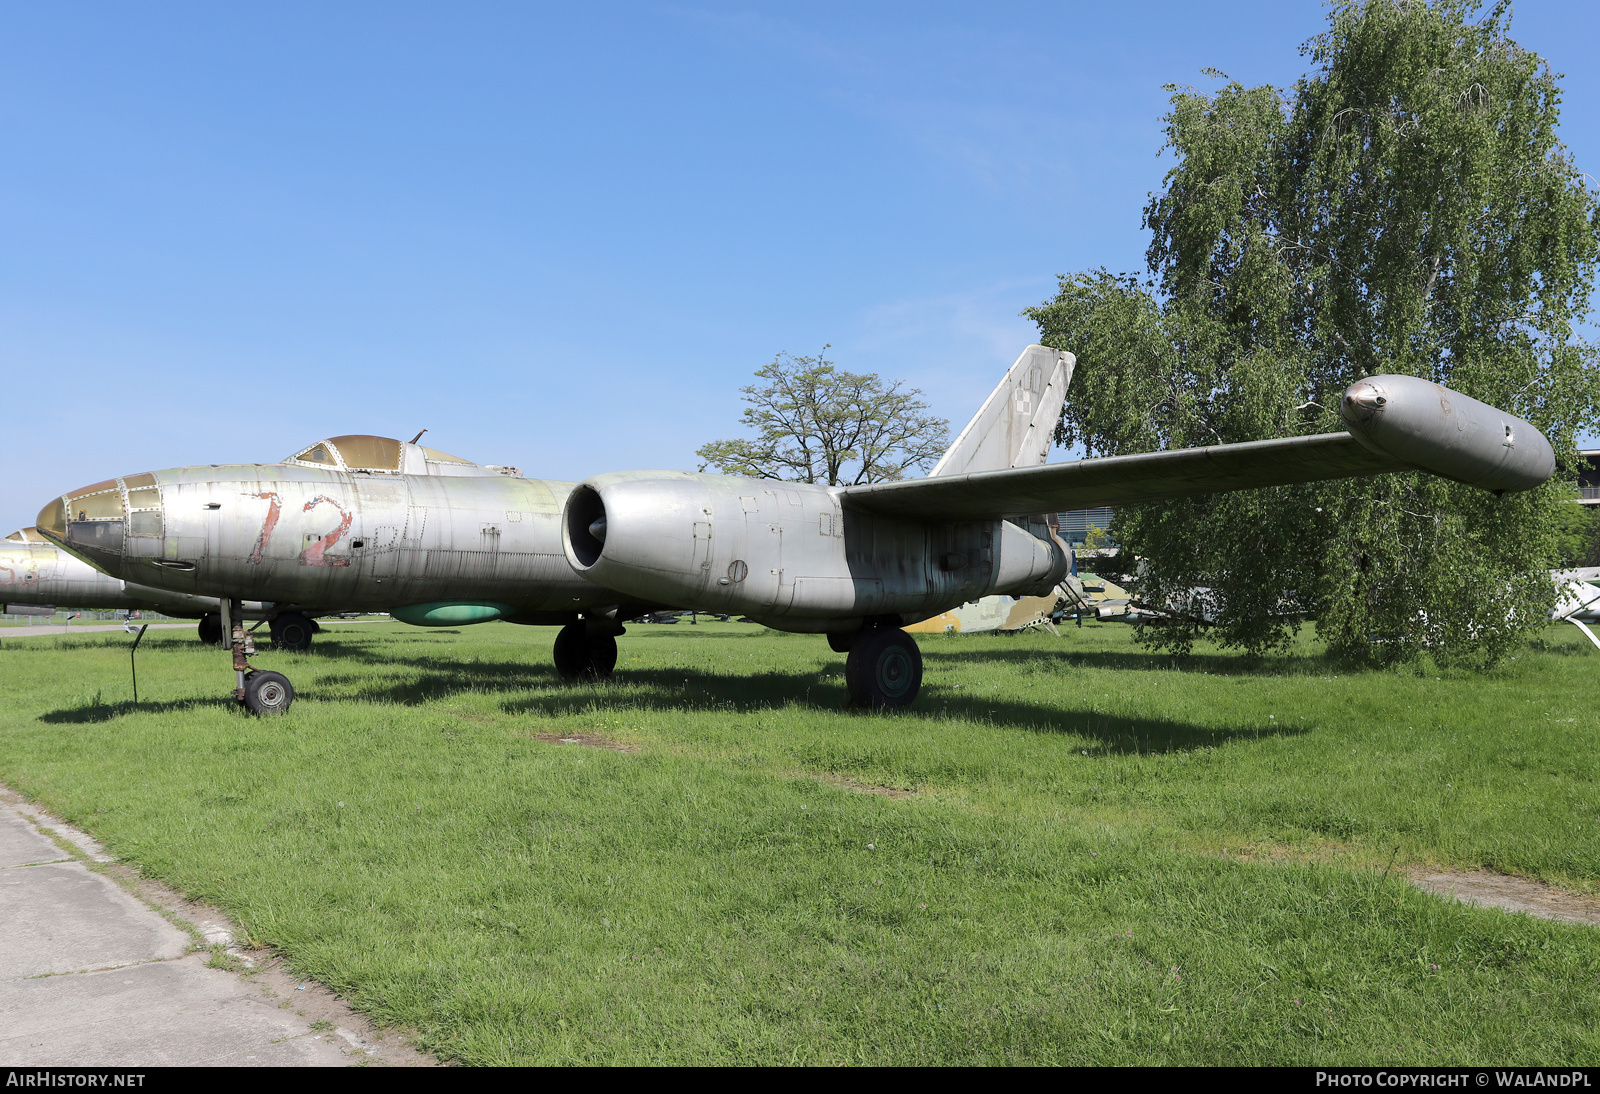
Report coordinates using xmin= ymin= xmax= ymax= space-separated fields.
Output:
xmin=222 ymin=601 xmax=294 ymax=715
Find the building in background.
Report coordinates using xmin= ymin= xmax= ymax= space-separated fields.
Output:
xmin=1056 ymin=507 xmax=1116 ymax=547
xmin=1578 ymin=450 xmax=1599 ymax=506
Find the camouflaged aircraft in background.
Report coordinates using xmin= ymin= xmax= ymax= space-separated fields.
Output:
xmin=0 ymin=527 xmax=312 ymax=645
xmin=38 ymin=346 xmax=1556 ymax=714
xmin=902 ymin=562 xmax=1146 ymax=637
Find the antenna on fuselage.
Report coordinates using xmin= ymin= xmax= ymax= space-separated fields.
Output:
xmin=409 ymin=429 xmax=428 ymax=444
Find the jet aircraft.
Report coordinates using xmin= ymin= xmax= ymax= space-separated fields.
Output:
xmin=0 ymin=527 xmax=327 ymax=649
xmin=38 ymin=349 xmax=1556 ymax=713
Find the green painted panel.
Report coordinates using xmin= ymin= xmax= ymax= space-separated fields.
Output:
xmin=392 ymin=601 xmax=513 ymax=627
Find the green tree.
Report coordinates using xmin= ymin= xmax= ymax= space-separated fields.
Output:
xmin=1551 ymin=490 xmax=1600 ymax=568
xmin=697 ymin=348 xmax=950 ymax=485
xmin=1026 ymin=0 xmax=1600 ymax=665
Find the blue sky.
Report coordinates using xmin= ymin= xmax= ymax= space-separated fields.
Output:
xmin=3 ymin=1 xmax=1596 ymax=531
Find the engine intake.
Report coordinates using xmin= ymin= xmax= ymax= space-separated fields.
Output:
xmin=566 ymin=485 xmax=607 ymax=569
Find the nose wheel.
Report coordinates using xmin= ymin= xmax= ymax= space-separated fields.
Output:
xmin=844 ymin=626 xmax=922 ymax=709
xmin=241 ymin=670 xmax=294 ymax=714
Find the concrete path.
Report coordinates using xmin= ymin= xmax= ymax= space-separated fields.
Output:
xmin=0 ymin=623 xmax=194 ymax=639
xmin=0 ymin=795 xmax=429 ymax=1066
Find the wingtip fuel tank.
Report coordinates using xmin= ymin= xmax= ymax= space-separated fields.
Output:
xmin=1340 ymin=375 xmax=1556 ymax=494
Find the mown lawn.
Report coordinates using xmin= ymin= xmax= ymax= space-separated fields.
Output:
xmin=0 ymin=619 xmax=1596 ymax=1065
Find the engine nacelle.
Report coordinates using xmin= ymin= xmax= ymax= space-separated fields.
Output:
xmin=561 ymin=471 xmax=1069 ymax=631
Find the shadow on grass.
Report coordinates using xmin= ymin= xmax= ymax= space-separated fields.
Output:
xmin=308 ymin=652 xmax=1303 ymax=754
xmin=919 ymin=639 xmax=1350 ymax=678
xmin=39 ymin=698 xmax=222 ymax=724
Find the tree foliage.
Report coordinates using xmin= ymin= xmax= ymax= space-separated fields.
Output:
xmin=1551 ymin=489 xmax=1600 ymax=568
xmin=696 ymin=348 xmax=950 ymax=486
xmin=1026 ymin=0 xmax=1600 ymax=665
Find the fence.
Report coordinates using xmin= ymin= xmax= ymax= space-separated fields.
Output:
xmin=1 ymin=610 xmax=181 ymax=626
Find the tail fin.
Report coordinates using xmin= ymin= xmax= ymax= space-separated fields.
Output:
xmin=930 ymin=345 xmax=1074 ymax=477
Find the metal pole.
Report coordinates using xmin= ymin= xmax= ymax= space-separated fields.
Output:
xmin=130 ymin=624 xmax=149 ymax=703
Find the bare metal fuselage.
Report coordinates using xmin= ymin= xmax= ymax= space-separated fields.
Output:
xmin=57 ymin=463 xmax=607 ymax=619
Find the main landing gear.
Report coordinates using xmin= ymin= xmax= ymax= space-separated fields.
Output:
xmin=197 ymin=613 xmax=223 ymax=646
xmin=269 ymin=613 xmax=318 ymax=652
xmin=202 ymin=611 xmax=318 ymax=651
xmin=553 ymin=616 xmax=622 ymax=681
xmin=834 ymin=625 xmax=923 ymax=710
xmin=219 ymin=601 xmax=294 ymax=715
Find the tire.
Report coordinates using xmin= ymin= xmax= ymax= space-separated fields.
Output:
xmin=553 ymin=623 xmax=617 ymax=681
xmin=826 ymin=631 xmax=856 ymax=654
xmin=844 ymin=627 xmax=922 ymax=710
xmin=241 ymin=670 xmax=294 ymax=715
xmin=270 ymin=613 xmax=315 ymax=652
xmin=586 ymin=632 xmax=618 ymax=676
xmin=197 ymin=614 xmax=223 ymax=646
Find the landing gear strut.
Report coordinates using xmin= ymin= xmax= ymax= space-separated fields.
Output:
xmin=270 ymin=613 xmax=317 ymax=651
xmin=553 ymin=615 xmax=622 ymax=681
xmin=222 ymin=600 xmax=294 ymax=715
xmin=844 ymin=626 xmax=922 ymax=710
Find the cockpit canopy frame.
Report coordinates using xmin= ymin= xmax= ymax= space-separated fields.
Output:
xmin=281 ymin=435 xmax=521 ymax=478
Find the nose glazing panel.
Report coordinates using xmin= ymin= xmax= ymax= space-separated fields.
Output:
xmin=36 ymin=498 xmax=66 ymax=540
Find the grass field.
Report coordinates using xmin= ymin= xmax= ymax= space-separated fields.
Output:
xmin=1 ymin=619 xmax=1596 ymax=1065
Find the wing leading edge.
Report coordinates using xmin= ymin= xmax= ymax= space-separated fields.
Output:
xmin=843 ymin=432 xmax=1403 ymax=520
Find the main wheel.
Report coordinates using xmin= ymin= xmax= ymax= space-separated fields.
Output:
xmin=553 ymin=623 xmax=618 ymax=681
xmin=270 ymin=613 xmax=315 ymax=652
xmin=241 ymin=670 xmax=294 ymax=715
xmin=826 ymin=631 xmax=857 ymax=654
xmin=844 ymin=627 xmax=922 ymax=710
xmin=197 ymin=614 xmax=223 ymax=646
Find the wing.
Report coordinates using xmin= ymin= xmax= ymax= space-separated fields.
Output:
xmin=842 ymin=375 xmax=1557 ymax=522
xmin=843 ymin=432 xmax=1404 ymax=520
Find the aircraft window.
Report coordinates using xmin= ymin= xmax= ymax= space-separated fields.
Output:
xmin=68 ymin=479 xmax=119 ymax=501
xmin=71 ymin=490 xmax=124 ymax=521
xmin=294 ymin=443 xmax=339 ymax=466
xmin=127 ymin=488 xmax=161 ymax=510
xmin=36 ymin=501 xmax=65 ymax=540
xmin=328 ymin=435 xmax=402 ymax=471
xmin=421 ymin=446 xmax=474 ymax=465
xmin=4 ymin=530 xmax=23 ymax=542
xmin=122 ymin=472 xmax=157 ymax=491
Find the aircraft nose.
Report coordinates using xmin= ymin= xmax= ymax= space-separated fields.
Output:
xmin=37 ymin=472 xmax=163 ymax=566
xmin=35 ymin=496 xmax=67 ymax=542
